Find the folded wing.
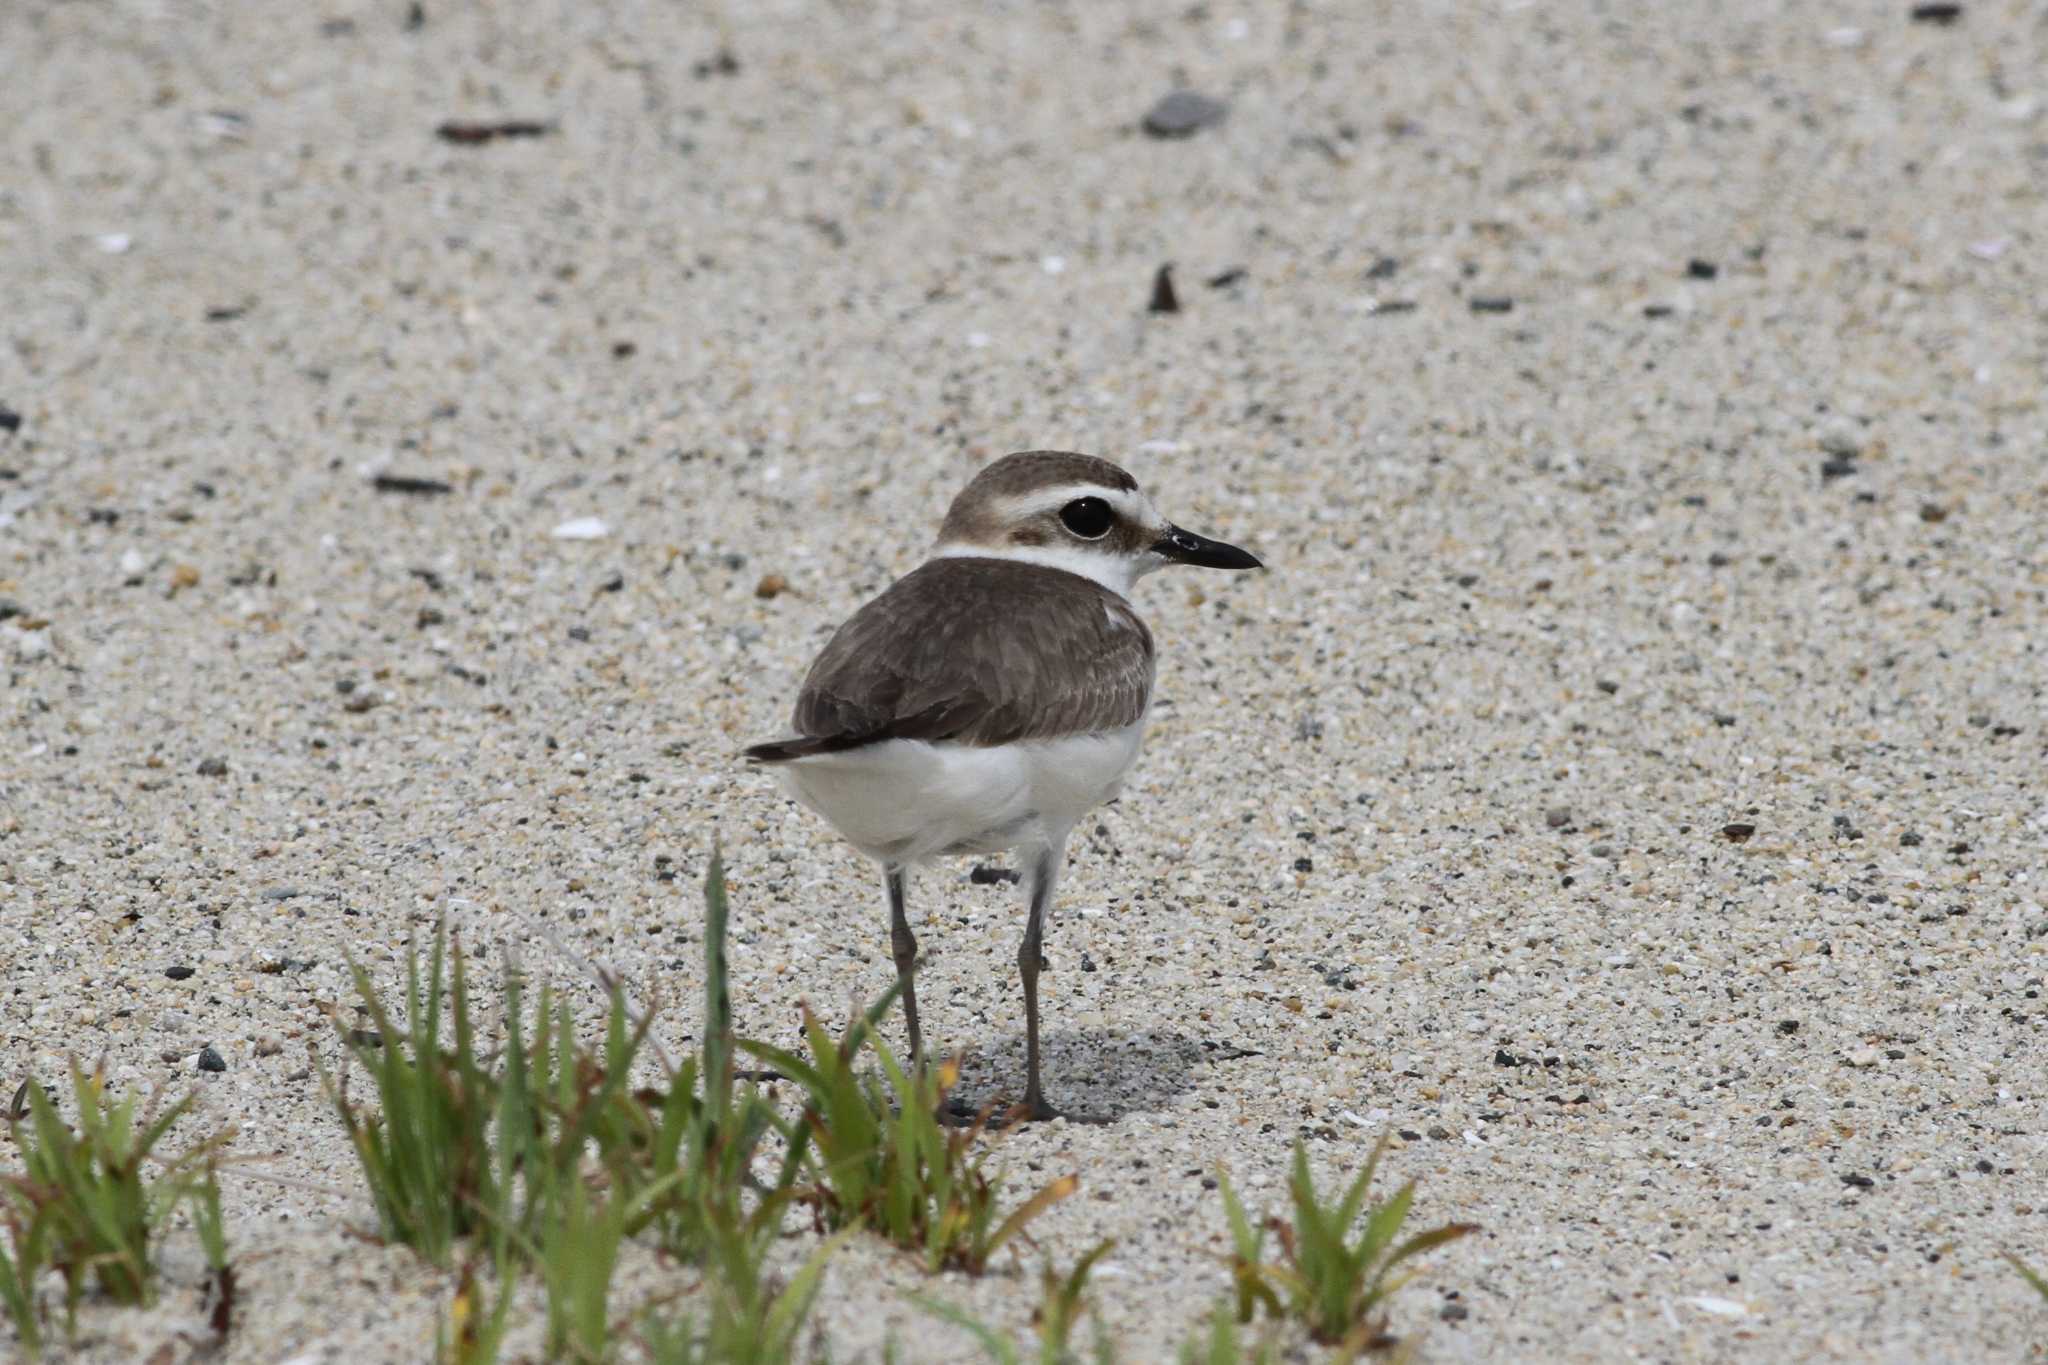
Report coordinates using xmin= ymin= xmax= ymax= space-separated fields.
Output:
xmin=745 ymin=558 xmax=1155 ymax=762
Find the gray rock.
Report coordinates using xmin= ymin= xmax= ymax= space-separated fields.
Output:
xmin=1141 ymin=90 xmax=1227 ymax=138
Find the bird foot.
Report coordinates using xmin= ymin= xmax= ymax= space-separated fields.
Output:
xmin=1016 ymin=1094 xmax=1108 ymax=1125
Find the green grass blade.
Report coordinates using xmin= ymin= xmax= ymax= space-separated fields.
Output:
xmin=2003 ymin=1252 xmax=2048 ymax=1303
xmin=909 ymin=1293 xmax=1022 ymax=1365
xmin=703 ymin=847 xmax=733 ymax=1112
xmin=982 ymin=1173 xmax=1078 ymax=1264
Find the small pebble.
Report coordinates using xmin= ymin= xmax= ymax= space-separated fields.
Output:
xmin=1545 ymin=807 xmax=1572 ymax=829
xmin=197 ymin=1045 xmax=227 ymax=1073
xmin=371 ymin=472 xmax=452 ymax=496
xmin=552 ymin=516 xmax=611 ymax=541
xmin=1147 ymin=264 xmax=1181 ymax=315
xmin=197 ymin=756 xmax=229 ymax=777
xmin=165 ymin=965 xmax=197 ymax=980
xmin=1140 ymin=90 xmax=1228 ymax=138
xmin=755 ymin=572 xmax=789 ymax=599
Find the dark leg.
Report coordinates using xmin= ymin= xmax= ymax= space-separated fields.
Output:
xmin=1018 ymin=844 xmax=1062 ymax=1120
xmin=886 ymin=865 xmax=922 ymax=1065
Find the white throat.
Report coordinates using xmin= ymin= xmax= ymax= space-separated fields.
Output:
xmin=930 ymin=540 xmax=1163 ymax=598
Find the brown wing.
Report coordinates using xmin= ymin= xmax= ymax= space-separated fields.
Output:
xmin=747 ymin=558 xmax=1154 ymax=760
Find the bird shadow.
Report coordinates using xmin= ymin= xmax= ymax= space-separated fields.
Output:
xmin=946 ymin=1027 xmax=1213 ymax=1123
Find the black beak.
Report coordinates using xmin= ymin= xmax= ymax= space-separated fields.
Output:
xmin=1152 ymin=525 xmax=1263 ymax=571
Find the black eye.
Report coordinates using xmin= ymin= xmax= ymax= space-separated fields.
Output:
xmin=1059 ymin=496 xmax=1115 ymax=539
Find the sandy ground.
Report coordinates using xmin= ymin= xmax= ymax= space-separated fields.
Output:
xmin=4 ymin=0 xmax=2047 ymax=1360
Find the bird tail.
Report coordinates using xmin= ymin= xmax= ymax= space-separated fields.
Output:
xmin=743 ymin=734 xmax=854 ymax=764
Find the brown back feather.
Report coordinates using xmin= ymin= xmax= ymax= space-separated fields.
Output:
xmin=750 ymin=557 xmax=1155 ymax=758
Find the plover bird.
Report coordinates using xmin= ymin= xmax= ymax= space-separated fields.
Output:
xmin=746 ymin=451 xmax=1260 ymax=1119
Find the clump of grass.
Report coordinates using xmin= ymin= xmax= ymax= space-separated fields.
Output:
xmin=1176 ymin=1299 xmax=1281 ymax=1365
xmin=321 ymin=928 xmax=499 ymax=1265
xmin=0 ymin=1060 xmax=233 ymax=1351
xmin=1221 ymin=1136 xmax=1474 ymax=1352
xmin=916 ymin=1240 xmax=1116 ymax=1364
xmin=436 ymin=1259 xmax=515 ymax=1365
xmin=640 ymin=1200 xmax=848 ymax=1365
xmin=0 ymin=1203 xmax=40 ymax=1359
xmin=742 ymin=1012 xmax=1075 ymax=1275
xmin=330 ymin=849 xmax=816 ymax=1362
xmin=190 ymin=1160 xmax=236 ymax=1344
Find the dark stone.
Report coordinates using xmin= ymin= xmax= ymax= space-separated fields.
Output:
xmin=196 ymin=757 xmax=229 ymax=777
xmin=1721 ymin=822 xmax=1757 ymax=843
xmin=1778 ymin=1019 xmax=1799 ymax=1034
xmin=197 ymin=1045 xmax=227 ymax=1073
xmin=165 ymin=965 xmax=197 ymax=980
xmin=371 ymin=472 xmax=453 ymax=495
xmin=1820 ymin=457 xmax=1857 ymax=481
xmin=434 ymin=119 xmax=553 ymax=145
xmin=1686 ymin=258 xmax=1719 ymax=280
xmin=1147 ymin=264 xmax=1181 ymax=314
xmin=1140 ymin=90 xmax=1228 ymax=138
xmin=0 ymin=407 xmax=20 ymax=433
xmin=1469 ymin=296 xmax=1514 ymax=313
xmin=1909 ymin=3 xmax=1962 ymax=23
xmin=692 ymin=50 xmax=741 ymax=78
xmin=969 ymin=864 xmax=1020 ymax=885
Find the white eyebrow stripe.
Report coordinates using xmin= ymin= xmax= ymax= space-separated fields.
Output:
xmin=995 ymin=484 xmax=1157 ymax=525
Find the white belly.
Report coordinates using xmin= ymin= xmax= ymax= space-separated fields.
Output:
xmin=775 ymin=722 xmax=1147 ymax=866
